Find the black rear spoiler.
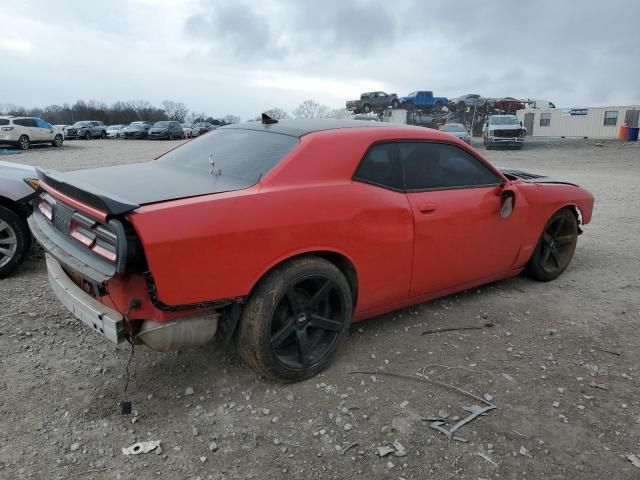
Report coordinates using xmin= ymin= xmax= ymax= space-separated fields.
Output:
xmin=36 ymin=168 xmax=139 ymax=216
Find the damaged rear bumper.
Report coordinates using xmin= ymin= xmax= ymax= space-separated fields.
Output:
xmin=46 ymin=254 xmax=125 ymax=343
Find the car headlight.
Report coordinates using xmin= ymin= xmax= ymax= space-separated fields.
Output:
xmin=489 ymin=130 xmax=495 ymax=136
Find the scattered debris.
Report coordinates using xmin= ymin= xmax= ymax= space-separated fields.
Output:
xmin=597 ymin=348 xmax=621 ymax=356
xmin=519 ymin=445 xmax=532 ymax=458
xmin=477 ymin=452 xmax=498 ymax=466
xmin=343 ymin=423 xmax=353 ymax=431
xmin=340 ymin=443 xmax=358 ymax=455
xmin=393 ymin=440 xmax=407 ymax=457
xmin=376 ymin=445 xmax=395 ymax=457
xmin=422 ymin=323 xmax=493 ymax=336
xmin=483 ymin=393 xmax=494 ymax=402
xmin=590 ymin=382 xmax=609 ymax=390
xmin=122 ymin=440 xmax=161 ymax=455
xmin=386 ymin=461 xmax=394 ymax=469
xmin=184 ymin=387 xmax=194 ymax=396
xmin=502 ymin=373 xmax=515 ymax=382
xmin=209 ymin=441 xmax=218 ymax=452
xmin=70 ymin=443 xmax=80 ymax=452
xmin=200 ymin=456 xmax=207 ymax=463
xmin=626 ymin=453 xmax=640 ymax=468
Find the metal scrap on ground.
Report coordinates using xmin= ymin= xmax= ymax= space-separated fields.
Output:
xmin=422 ymin=323 xmax=494 ymax=336
xmin=122 ymin=440 xmax=162 ymax=455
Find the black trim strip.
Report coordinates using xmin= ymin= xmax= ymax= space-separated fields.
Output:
xmin=143 ymin=271 xmax=244 ymax=312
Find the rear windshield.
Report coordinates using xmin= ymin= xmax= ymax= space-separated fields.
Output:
xmin=0 ymin=119 xmax=9 ymax=125
xmin=157 ymin=128 xmax=299 ymax=183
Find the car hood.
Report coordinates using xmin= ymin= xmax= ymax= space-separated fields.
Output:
xmin=37 ymin=162 xmax=255 ymax=215
xmin=489 ymin=124 xmax=521 ymax=130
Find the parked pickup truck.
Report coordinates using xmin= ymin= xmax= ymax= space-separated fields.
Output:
xmin=397 ymin=91 xmax=448 ymax=111
xmin=483 ymin=115 xmax=527 ymax=149
xmin=346 ymin=91 xmax=398 ymax=114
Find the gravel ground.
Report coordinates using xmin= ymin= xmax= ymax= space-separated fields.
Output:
xmin=1 ymin=137 xmax=639 ymax=479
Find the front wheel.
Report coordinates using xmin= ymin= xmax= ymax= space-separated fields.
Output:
xmin=84 ymin=131 xmax=91 ymax=140
xmin=100 ymin=131 xmax=106 ymax=139
xmin=52 ymin=134 xmax=64 ymax=147
xmin=0 ymin=206 xmax=31 ymax=278
xmin=526 ymin=208 xmax=579 ymax=282
xmin=362 ymin=104 xmax=371 ymax=113
xmin=237 ymin=256 xmax=353 ymax=382
xmin=391 ymin=99 xmax=400 ymax=109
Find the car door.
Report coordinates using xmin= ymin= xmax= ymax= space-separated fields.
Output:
xmin=398 ymin=141 xmax=526 ymax=297
xmin=14 ymin=118 xmax=40 ymax=141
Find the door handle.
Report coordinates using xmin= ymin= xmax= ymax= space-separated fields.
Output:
xmin=417 ymin=202 xmax=437 ymax=214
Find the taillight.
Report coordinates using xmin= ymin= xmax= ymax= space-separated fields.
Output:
xmin=38 ymin=193 xmax=55 ymax=221
xmin=69 ymin=213 xmax=118 ymax=262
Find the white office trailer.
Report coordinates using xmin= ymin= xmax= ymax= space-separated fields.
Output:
xmin=516 ymin=106 xmax=640 ymax=138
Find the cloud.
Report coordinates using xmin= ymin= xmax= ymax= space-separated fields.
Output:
xmin=1 ymin=0 xmax=639 ymax=120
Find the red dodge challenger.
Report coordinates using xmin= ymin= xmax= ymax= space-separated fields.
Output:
xmin=29 ymin=117 xmax=594 ymax=381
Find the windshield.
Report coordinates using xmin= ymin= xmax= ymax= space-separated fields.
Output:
xmin=194 ymin=122 xmax=208 ymax=127
xmin=407 ymin=92 xmax=417 ymax=97
xmin=73 ymin=121 xmax=90 ymax=127
xmin=491 ymin=116 xmax=519 ymax=125
xmin=153 ymin=121 xmax=171 ymax=127
xmin=443 ymin=124 xmax=466 ymax=132
xmin=157 ymin=128 xmax=299 ymax=183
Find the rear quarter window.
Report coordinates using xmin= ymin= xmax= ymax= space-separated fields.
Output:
xmin=0 ymin=119 xmax=9 ymax=126
xmin=157 ymin=128 xmax=299 ymax=183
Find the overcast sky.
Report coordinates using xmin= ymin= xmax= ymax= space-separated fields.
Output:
xmin=2 ymin=0 xmax=639 ymax=119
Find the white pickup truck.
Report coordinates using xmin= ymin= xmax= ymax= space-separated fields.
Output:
xmin=483 ymin=115 xmax=527 ymax=149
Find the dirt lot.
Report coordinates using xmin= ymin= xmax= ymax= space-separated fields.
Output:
xmin=1 ymin=137 xmax=639 ymax=480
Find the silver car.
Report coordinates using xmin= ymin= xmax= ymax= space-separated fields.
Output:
xmin=442 ymin=123 xmax=471 ymax=144
xmin=0 ymin=161 xmax=39 ymax=276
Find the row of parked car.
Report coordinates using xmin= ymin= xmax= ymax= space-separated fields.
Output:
xmin=346 ymin=91 xmax=555 ymax=114
xmin=60 ymin=120 xmax=217 ymax=140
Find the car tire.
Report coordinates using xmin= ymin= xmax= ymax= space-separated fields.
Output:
xmin=362 ymin=104 xmax=371 ymax=113
xmin=168 ymin=132 xmax=173 ymax=140
xmin=18 ymin=135 xmax=30 ymax=150
xmin=100 ymin=131 xmax=106 ymax=139
xmin=391 ymin=99 xmax=400 ymax=109
xmin=525 ymin=208 xmax=579 ymax=282
xmin=237 ymin=256 xmax=353 ymax=382
xmin=84 ymin=131 xmax=91 ymax=140
xmin=0 ymin=205 xmax=31 ymax=278
xmin=52 ymin=134 xmax=64 ymax=147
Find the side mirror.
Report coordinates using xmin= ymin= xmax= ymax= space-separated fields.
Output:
xmin=500 ymin=189 xmax=515 ymax=218
xmin=520 ymin=121 xmax=523 ymax=126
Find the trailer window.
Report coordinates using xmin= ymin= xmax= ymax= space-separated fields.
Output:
xmin=540 ymin=113 xmax=551 ymax=127
xmin=603 ymin=111 xmax=618 ymax=126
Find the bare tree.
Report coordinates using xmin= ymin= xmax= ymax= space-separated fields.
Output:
xmin=263 ymin=107 xmax=289 ymax=119
xmin=293 ymin=100 xmax=331 ymax=119
xmin=162 ymin=100 xmax=189 ymax=122
xmin=327 ymin=108 xmax=352 ymax=119
xmin=223 ymin=114 xmax=241 ymax=124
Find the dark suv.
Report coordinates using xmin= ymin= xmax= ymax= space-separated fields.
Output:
xmin=65 ymin=121 xmax=107 ymax=140
xmin=346 ymin=91 xmax=399 ymax=114
xmin=148 ymin=121 xmax=184 ymax=140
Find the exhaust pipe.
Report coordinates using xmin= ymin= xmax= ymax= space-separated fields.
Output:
xmin=135 ymin=312 xmax=219 ymax=352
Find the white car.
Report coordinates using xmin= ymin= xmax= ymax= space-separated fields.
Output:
xmin=181 ymin=123 xmax=198 ymax=138
xmin=0 ymin=116 xmax=65 ymax=150
xmin=0 ymin=161 xmax=39 ymax=277
xmin=106 ymin=124 xmax=126 ymax=139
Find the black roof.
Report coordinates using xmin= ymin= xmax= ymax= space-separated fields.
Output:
xmin=223 ymin=119 xmax=396 ymax=138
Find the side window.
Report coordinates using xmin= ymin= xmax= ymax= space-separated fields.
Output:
xmin=603 ymin=111 xmax=617 ymax=126
xmin=353 ymin=144 xmax=403 ymax=191
xmin=14 ymin=118 xmax=37 ymax=127
xmin=401 ymin=142 xmax=500 ymax=190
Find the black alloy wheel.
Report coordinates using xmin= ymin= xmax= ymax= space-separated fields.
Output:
xmin=52 ymin=134 xmax=63 ymax=147
xmin=526 ymin=208 xmax=579 ymax=281
xmin=237 ymin=256 xmax=352 ymax=382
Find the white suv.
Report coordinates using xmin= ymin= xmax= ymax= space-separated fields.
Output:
xmin=0 ymin=116 xmax=65 ymax=150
